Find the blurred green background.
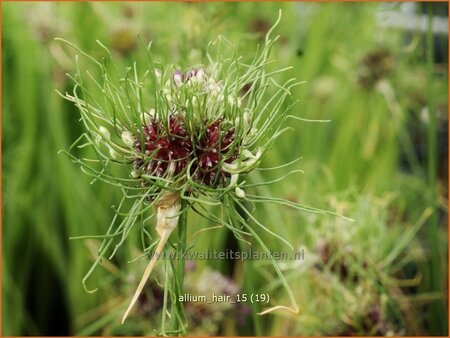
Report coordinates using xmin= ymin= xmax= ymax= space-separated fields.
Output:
xmin=2 ymin=2 xmax=448 ymax=336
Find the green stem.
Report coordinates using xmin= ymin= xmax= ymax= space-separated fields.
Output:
xmin=238 ymin=240 xmax=263 ymax=336
xmin=161 ymin=257 xmax=170 ymax=335
xmin=169 ymin=198 xmax=188 ymax=335
xmin=177 ymin=199 xmax=188 ymax=298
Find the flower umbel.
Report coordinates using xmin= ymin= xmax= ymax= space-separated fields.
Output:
xmin=58 ymin=11 xmax=347 ymax=332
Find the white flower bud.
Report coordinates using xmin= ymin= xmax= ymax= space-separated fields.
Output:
xmin=121 ymin=130 xmax=135 ymax=147
xmin=196 ymin=68 xmax=205 ymax=82
xmin=131 ymin=170 xmax=140 ymax=178
xmin=242 ymin=149 xmax=255 ymax=159
xmin=98 ymin=126 xmax=110 ymax=139
xmin=245 ymin=148 xmax=262 ymax=166
xmin=109 ymin=147 xmax=117 ymax=159
xmin=238 ymin=147 xmax=263 ymax=170
xmin=222 ymin=162 xmax=239 ymax=173
xmin=235 ymin=187 xmax=246 ymax=199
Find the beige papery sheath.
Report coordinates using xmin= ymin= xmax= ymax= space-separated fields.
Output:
xmin=121 ymin=192 xmax=181 ymax=324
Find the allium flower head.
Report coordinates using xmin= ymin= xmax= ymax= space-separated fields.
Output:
xmin=129 ymin=69 xmax=240 ymax=188
xmin=58 ymin=11 xmax=346 ymax=330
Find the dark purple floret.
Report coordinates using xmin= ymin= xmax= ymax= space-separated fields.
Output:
xmin=133 ymin=114 xmax=239 ymax=187
xmin=194 ymin=118 xmax=238 ymax=186
xmin=134 ymin=114 xmax=192 ymax=177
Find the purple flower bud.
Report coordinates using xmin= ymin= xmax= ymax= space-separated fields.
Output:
xmin=186 ymin=69 xmax=197 ymax=80
xmin=173 ymin=69 xmax=183 ymax=87
xmin=185 ymin=68 xmax=206 ymax=83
